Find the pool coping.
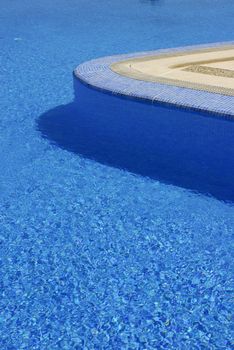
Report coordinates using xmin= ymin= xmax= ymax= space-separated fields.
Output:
xmin=74 ymin=42 xmax=234 ymax=119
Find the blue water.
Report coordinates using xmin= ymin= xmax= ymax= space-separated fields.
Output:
xmin=1 ymin=0 xmax=234 ymax=349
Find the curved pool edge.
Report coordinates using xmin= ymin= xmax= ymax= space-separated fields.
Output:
xmin=74 ymin=42 xmax=234 ymax=119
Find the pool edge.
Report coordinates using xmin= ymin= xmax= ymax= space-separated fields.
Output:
xmin=74 ymin=42 xmax=234 ymax=120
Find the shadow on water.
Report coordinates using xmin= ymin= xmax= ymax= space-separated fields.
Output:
xmin=37 ymin=81 xmax=234 ymax=203
xmin=140 ymin=0 xmax=164 ymax=6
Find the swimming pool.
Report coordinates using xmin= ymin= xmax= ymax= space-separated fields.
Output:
xmin=1 ymin=0 xmax=234 ymax=349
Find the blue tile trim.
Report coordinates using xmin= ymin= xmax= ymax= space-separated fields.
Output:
xmin=74 ymin=42 xmax=234 ymax=119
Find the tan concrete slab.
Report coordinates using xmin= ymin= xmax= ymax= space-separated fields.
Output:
xmin=111 ymin=45 xmax=234 ymax=96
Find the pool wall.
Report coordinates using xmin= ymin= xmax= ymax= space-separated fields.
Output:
xmin=73 ymin=78 xmax=234 ymax=202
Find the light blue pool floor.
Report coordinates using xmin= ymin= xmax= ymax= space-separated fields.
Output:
xmin=0 ymin=1 xmax=234 ymax=349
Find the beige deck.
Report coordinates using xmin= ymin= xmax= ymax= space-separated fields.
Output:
xmin=111 ymin=45 xmax=234 ymax=96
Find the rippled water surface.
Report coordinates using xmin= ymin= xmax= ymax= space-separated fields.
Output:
xmin=0 ymin=0 xmax=234 ymax=349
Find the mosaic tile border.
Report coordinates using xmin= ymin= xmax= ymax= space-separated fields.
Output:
xmin=74 ymin=42 xmax=234 ymax=119
xmin=183 ymin=65 xmax=234 ymax=79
